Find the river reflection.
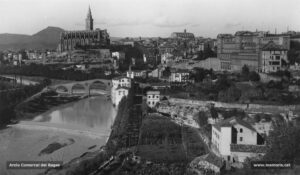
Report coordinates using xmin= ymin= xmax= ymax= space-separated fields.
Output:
xmin=0 ymin=96 xmax=116 ymax=175
xmin=33 ymin=96 xmax=116 ymax=133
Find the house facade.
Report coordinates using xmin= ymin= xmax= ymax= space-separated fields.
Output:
xmin=261 ymin=41 xmax=288 ymax=73
xmin=170 ymin=69 xmax=190 ymax=83
xmin=146 ymin=91 xmax=160 ymax=108
xmin=211 ymin=117 xmax=266 ymax=163
xmin=217 ymin=31 xmax=290 ymax=72
xmin=114 ymin=87 xmax=129 ymax=107
xmin=111 ymin=76 xmax=131 ymax=106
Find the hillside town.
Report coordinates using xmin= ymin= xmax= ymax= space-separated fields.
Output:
xmin=1 ymin=2 xmax=300 ymax=175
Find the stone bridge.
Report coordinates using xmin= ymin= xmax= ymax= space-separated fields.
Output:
xmin=49 ymin=79 xmax=112 ymax=95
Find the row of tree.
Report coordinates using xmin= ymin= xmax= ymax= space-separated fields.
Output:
xmin=0 ymin=64 xmax=111 ymax=81
xmin=0 ymin=80 xmax=48 ymax=127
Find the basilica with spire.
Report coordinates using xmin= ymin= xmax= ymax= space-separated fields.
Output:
xmin=58 ymin=6 xmax=110 ymax=53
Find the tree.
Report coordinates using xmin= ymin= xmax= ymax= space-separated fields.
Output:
xmin=191 ymin=67 xmax=212 ymax=82
xmin=214 ymin=75 xmax=231 ymax=91
xmin=218 ymin=85 xmax=241 ymax=102
xmin=195 ymin=111 xmax=208 ymax=127
xmin=249 ymin=71 xmax=260 ymax=81
xmin=264 ymin=121 xmax=300 ymax=161
xmin=241 ymin=65 xmax=250 ymax=80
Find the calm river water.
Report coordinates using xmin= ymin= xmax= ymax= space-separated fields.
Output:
xmin=0 ymin=96 xmax=116 ymax=175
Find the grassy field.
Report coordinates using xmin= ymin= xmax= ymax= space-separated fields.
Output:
xmin=182 ymin=126 xmax=209 ymax=161
xmin=137 ymin=113 xmax=208 ymax=163
xmin=137 ymin=114 xmax=187 ymax=163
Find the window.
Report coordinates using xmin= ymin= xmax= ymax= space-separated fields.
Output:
xmin=148 ymin=102 xmax=151 ymax=105
xmin=240 ymin=128 xmax=243 ymax=133
xmin=240 ymin=137 xmax=243 ymax=141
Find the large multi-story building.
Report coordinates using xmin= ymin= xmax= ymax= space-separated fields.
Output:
xmin=58 ymin=6 xmax=110 ymax=52
xmin=217 ymin=31 xmax=290 ymax=72
xmin=261 ymin=41 xmax=288 ymax=73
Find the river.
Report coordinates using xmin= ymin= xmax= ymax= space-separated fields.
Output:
xmin=0 ymin=95 xmax=117 ymax=175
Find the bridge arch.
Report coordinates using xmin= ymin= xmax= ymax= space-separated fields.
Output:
xmin=55 ymin=85 xmax=68 ymax=93
xmin=89 ymin=80 xmax=107 ymax=95
xmin=71 ymin=83 xmax=86 ymax=94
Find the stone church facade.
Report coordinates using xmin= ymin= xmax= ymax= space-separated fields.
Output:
xmin=58 ymin=6 xmax=110 ymax=52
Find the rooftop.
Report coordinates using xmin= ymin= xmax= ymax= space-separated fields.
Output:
xmin=213 ymin=116 xmax=256 ymax=132
xmin=262 ymin=41 xmax=287 ymax=51
xmin=230 ymin=144 xmax=267 ymax=153
xmin=147 ymin=91 xmax=160 ymax=95
xmin=235 ymin=31 xmax=255 ymax=36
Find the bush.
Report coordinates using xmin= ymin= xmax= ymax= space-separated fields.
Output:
xmin=249 ymin=71 xmax=260 ymax=81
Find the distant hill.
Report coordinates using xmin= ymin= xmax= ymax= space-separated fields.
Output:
xmin=0 ymin=26 xmax=64 ymax=51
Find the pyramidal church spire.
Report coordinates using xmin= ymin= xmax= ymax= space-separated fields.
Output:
xmin=86 ymin=5 xmax=93 ymax=31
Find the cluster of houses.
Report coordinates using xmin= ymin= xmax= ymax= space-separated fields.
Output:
xmin=0 ymin=50 xmax=56 ymax=65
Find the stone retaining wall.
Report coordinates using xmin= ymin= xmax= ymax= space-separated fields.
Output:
xmin=168 ymin=98 xmax=300 ymax=114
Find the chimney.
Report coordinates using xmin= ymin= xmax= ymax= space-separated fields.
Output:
xmin=184 ymin=29 xmax=187 ymax=33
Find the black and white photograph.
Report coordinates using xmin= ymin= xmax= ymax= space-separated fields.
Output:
xmin=0 ymin=0 xmax=300 ymax=174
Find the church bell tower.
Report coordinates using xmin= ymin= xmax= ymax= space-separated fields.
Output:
xmin=86 ymin=6 xmax=93 ymax=31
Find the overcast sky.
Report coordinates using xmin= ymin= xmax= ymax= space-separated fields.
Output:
xmin=0 ymin=0 xmax=299 ymax=38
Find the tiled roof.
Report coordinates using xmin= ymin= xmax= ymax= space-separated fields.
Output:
xmin=147 ymin=91 xmax=160 ymax=95
xmin=213 ymin=116 xmax=256 ymax=132
xmin=262 ymin=41 xmax=287 ymax=51
xmin=234 ymin=31 xmax=255 ymax=36
xmin=230 ymin=144 xmax=267 ymax=153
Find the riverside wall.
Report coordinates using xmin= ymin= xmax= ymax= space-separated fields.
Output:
xmin=168 ymin=98 xmax=300 ymax=114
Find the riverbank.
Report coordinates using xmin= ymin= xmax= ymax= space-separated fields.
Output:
xmin=1 ymin=95 xmax=115 ymax=175
xmin=0 ymin=82 xmax=47 ymax=128
xmin=43 ymin=90 xmax=137 ymax=175
xmin=14 ymin=90 xmax=84 ymax=122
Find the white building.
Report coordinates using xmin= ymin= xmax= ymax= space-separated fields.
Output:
xmin=261 ymin=41 xmax=288 ymax=73
xmin=146 ymin=91 xmax=160 ymax=108
xmin=211 ymin=117 xmax=266 ymax=164
xmin=170 ymin=69 xmax=190 ymax=83
xmin=111 ymin=76 xmax=131 ymax=106
xmin=161 ymin=52 xmax=173 ymax=65
xmin=126 ymin=67 xmax=147 ymax=79
xmin=112 ymin=51 xmax=125 ymax=61
xmin=112 ymin=76 xmax=131 ymax=88
xmin=113 ymin=87 xmax=129 ymax=107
